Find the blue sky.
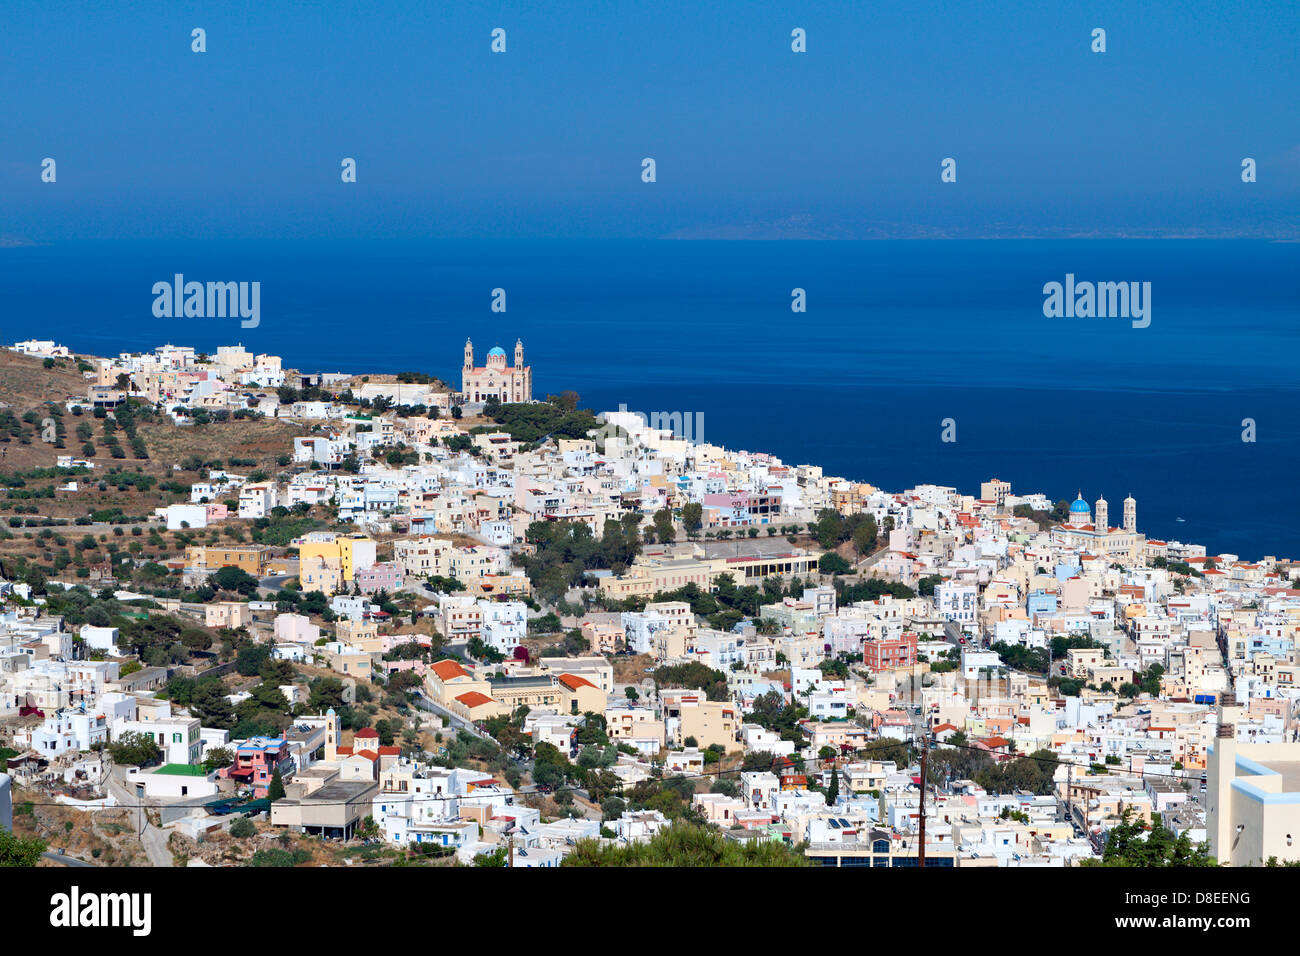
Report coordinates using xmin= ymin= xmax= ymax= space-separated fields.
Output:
xmin=2 ymin=0 xmax=1296 ymax=239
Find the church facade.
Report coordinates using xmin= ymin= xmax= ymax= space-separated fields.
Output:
xmin=461 ymin=339 xmax=532 ymax=404
xmin=1051 ymin=492 xmax=1144 ymax=561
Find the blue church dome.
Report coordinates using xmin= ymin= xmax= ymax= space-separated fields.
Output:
xmin=487 ymin=346 xmax=506 ymax=357
xmin=1069 ymin=495 xmax=1090 ymax=514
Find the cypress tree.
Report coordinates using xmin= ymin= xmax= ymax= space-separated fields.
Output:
xmin=268 ymin=767 xmax=286 ymax=801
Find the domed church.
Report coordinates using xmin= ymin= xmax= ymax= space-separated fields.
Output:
xmin=1052 ymin=491 xmax=1144 ymax=561
xmin=461 ymin=338 xmax=532 ymax=404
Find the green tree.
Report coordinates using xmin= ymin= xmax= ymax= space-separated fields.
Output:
xmin=267 ymin=767 xmax=286 ymax=802
xmin=533 ymin=760 xmax=566 ymax=792
xmin=918 ymin=574 xmax=943 ymax=596
xmin=108 ymin=731 xmax=162 ymax=767
xmin=851 ymin=515 xmax=878 ymax=557
xmin=681 ymin=502 xmax=703 ymax=539
xmin=818 ymin=552 xmax=851 ymax=575
xmin=563 ymin=823 xmax=808 ymax=867
xmin=0 ymin=829 xmax=47 ymax=867
xmin=653 ymin=661 xmax=730 ymax=701
xmin=211 ymin=565 xmax=259 ymax=595
xmin=814 ymin=509 xmax=845 ymax=550
xmin=308 ymin=677 xmax=346 ymax=712
xmin=202 ymin=746 xmax=235 ymax=771
xmin=473 ymin=846 xmax=507 ymax=866
xmin=236 ymin=642 xmax=272 ymax=677
xmin=1084 ymin=810 xmax=1216 ymax=867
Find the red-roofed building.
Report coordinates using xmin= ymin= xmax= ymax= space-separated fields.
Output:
xmin=331 ymin=725 xmax=402 ymax=781
xmin=431 ymin=659 xmax=469 ymax=682
xmin=453 ymin=690 xmax=498 ymax=722
xmin=974 ymin=735 xmax=1013 ymax=758
xmin=932 ymin=722 xmax=961 ymax=742
xmin=556 ymin=673 xmax=607 ymax=714
xmin=863 ymin=632 xmax=918 ymax=671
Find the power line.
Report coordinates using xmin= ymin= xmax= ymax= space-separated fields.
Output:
xmin=5 ymin=734 xmax=1198 ymax=810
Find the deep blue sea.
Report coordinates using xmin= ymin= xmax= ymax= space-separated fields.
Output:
xmin=2 ymin=239 xmax=1297 ymax=559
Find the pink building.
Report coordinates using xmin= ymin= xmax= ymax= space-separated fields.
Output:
xmin=221 ymin=736 xmax=291 ymax=797
xmin=461 ymin=339 xmax=532 ymax=404
xmin=863 ymin=632 xmax=919 ymax=671
xmin=356 ymin=561 xmax=404 ymax=594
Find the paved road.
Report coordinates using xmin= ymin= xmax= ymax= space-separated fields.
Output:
xmin=854 ymin=545 xmax=893 ymax=572
xmin=42 ymin=851 xmax=97 ymax=868
xmin=105 ymin=767 xmax=174 ymax=868
xmin=405 ymin=579 xmax=445 ymax=600
xmin=412 ymin=691 xmax=493 ymax=741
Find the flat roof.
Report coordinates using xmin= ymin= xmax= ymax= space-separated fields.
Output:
xmin=301 ymin=781 xmax=378 ymax=803
xmin=154 ymin=763 xmax=209 ymax=776
xmin=489 ymin=676 xmax=554 ymax=689
xmin=1259 ymin=762 xmax=1300 ymax=794
xmin=296 ymin=766 xmax=337 ymax=780
xmin=699 ymin=539 xmax=808 ymax=560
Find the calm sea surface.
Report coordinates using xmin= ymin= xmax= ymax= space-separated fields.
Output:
xmin=2 ymin=239 xmax=1296 ymax=558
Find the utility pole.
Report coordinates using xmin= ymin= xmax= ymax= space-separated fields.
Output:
xmin=1065 ymin=763 xmax=1072 ymax=833
xmin=918 ymin=730 xmax=931 ymax=867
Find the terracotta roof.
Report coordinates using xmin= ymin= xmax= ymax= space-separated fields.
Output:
xmin=456 ymin=691 xmax=494 ymax=708
xmin=557 ymin=673 xmax=596 ymax=691
xmin=432 ymin=659 xmax=469 ymax=681
xmin=354 ymin=728 xmax=379 ymax=739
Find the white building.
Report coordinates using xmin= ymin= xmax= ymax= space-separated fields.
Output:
xmin=79 ymin=625 xmax=121 ymax=657
xmin=480 ymin=601 xmax=527 ymax=656
xmin=238 ymin=482 xmax=279 ymax=519
xmin=935 ymin=581 xmax=978 ymax=631
xmin=162 ymin=503 xmax=208 ymax=530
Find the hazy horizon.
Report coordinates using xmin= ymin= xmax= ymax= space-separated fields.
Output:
xmin=1 ymin=0 xmax=1296 ymax=241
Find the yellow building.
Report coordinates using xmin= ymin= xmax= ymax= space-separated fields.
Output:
xmin=1208 ymin=698 xmax=1300 ymax=866
xmin=295 ymin=532 xmax=376 ymax=584
xmin=441 ymin=672 xmax=608 ymax=722
xmin=661 ymin=690 xmax=739 ymax=751
xmin=605 ymin=706 xmax=667 ymax=748
xmin=336 ymin=619 xmax=381 ymax=654
xmin=425 ymin=659 xmax=491 ymax=705
xmin=327 ymin=648 xmax=375 ymax=679
xmin=186 ymin=544 xmax=272 ymax=576
xmin=299 ymin=554 xmax=343 ymax=596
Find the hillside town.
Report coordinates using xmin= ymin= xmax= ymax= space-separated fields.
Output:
xmin=1 ymin=336 xmax=1297 ymax=868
